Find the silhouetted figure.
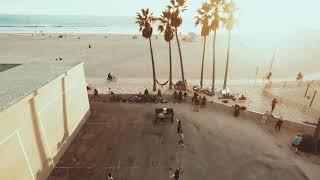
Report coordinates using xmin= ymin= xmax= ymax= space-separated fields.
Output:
xmin=177 ymin=119 xmax=182 ymax=134
xmin=94 ymin=89 xmax=99 ymax=98
xmin=201 ymin=96 xmax=207 ymax=106
xmin=59 ymin=57 xmax=62 ymax=61
xmin=107 ymin=172 xmax=113 ymax=180
xmin=261 ymin=111 xmax=270 ymax=124
xmin=177 ymin=130 xmax=184 ymax=146
xmin=171 ymin=167 xmax=181 ymax=180
xmin=178 ymin=91 xmax=183 ymax=103
xmin=157 ymin=89 xmax=162 ymax=97
xmin=296 ymin=72 xmax=303 ymax=81
xmin=183 ymin=91 xmax=187 ymax=97
xmin=107 ymin=73 xmax=112 ymax=80
xmin=234 ymin=104 xmax=240 ymax=117
xmin=173 ymin=91 xmax=178 ymax=102
xmin=271 ymin=98 xmax=278 ymax=113
xmin=239 ymin=94 xmax=246 ymax=101
xmin=89 ymin=44 xmax=91 ymax=48
xmin=266 ymin=72 xmax=272 ymax=80
xmin=194 ymin=96 xmax=200 ymax=112
xmin=144 ymin=89 xmax=149 ymax=96
xmin=192 ymin=92 xmax=199 ymax=103
xmin=275 ymin=117 xmax=284 ymax=132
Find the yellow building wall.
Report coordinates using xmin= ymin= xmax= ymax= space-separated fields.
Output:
xmin=0 ymin=63 xmax=90 ymax=180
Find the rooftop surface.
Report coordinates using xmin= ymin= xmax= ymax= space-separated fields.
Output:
xmin=0 ymin=61 xmax=82 ymax=112
xmin=48 ymin=98 xmax=320 ymax=180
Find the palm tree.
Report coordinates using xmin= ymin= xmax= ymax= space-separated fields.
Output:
xmin=158 ymin=7 xmax=175 ymax=89
xmin=209 ymin=0 xmax=225 ymax=93
xmin=222 ymin=1 xmax=236 ymax=89
xmin=195 ymin=2 xmax=211 ymax=88
xmin=169 ymin=0 xmax=187 ymax=83
xmin=135 ymin=8 xmax=157 ymax=91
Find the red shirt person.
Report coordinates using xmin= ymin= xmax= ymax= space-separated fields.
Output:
xmin=271 ymin=98 xmax=278 ymax=113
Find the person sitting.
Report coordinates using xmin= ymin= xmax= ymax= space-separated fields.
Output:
xmin=201 ymin=96 xmax=207 ymax=106
xmin=107 ymin=73 xmax=112 ymax=80
xmin=296 ymin=72 xmax=303 ymax=80
xmin=144 ymin=89 xmax=149 ymax=96
xmin=266 ymin=72 xmax=272 ymax=80
xmin=183 ymin=91 xmax=187 ymax=97
xmin=234 ymin=104 xmax=241 ymax=117
xmin=239 ymin=94 xmax=246 ymax=101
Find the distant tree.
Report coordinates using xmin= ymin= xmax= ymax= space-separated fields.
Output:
xmin=169 ymin=0 xmax=188 ymax=83
xmin=195 ymin=2 xmax=211 ymax=88
xmin=158 ymin=7 xmax=175 ymax=89
xmin=135 ymin=8 xmax=157 ymax=91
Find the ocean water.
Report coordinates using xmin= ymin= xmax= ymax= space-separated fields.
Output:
xmin=0 ymin=14 xmax=196 ymax=34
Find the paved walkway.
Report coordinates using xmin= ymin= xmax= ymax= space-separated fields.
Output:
xmin=48 ymin=99 xmax=319 ymax=180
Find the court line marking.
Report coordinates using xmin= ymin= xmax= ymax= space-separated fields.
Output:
xmin=0 ymin=130 xmax=17 ymax=145
xmin=86 ymin=122 xmax=113 ymax=125
xmin=17 ymin=130 xmax=36 ymax=180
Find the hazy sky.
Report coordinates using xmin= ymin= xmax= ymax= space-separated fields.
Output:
xmin=0 ymin=0 xmax=319 ymax=32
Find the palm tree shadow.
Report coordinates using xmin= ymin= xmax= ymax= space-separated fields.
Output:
xmin=57 ymin=76 xmax=69 ymax=150
xmin=29 ymin=92 xmax=51 ymax=179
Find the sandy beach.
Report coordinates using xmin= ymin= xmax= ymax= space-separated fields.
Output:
xmin=0 ymin=32 xmax=319 ymax=86
xmin=1 ymin=33 xmax=320 ymax=124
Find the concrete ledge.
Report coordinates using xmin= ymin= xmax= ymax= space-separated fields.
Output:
xmin=89 ymin=93 xmax=316 ymax=135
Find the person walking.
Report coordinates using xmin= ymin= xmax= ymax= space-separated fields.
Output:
xmin=94 ymin=88 xmax=99 ymax=98
xmin=170 ymin=167 xmax=181 ymax=180
xmin=201 ymin=96 xmax=207 ymax=107
xmin=177 ymin=130 xmax=184 ymax=147
xmin=261 ymin=111 xmax=269 ymax=124
xmin=107 ymin=172 xmax=113 ymax=180
xmin=271 ymin=98 xmax=278 ymax=113
xmin=178 ymin=91 xmax=183 ymax=103
xmin=292 ymin=133 xmax=302 ymax=153
xmin=177 ymin=119 xmax=182 ymax=134
xmin=193 ymin=96 xmax=200 ymax=112
xmin=192 ymin=92 xmax=198 ymax=103
xmin=157 ymin=89 xmax=162 ymax=97
xmin=275 ymin=117 xmax=284 ymax=132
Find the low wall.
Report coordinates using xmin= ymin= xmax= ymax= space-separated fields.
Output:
xmin=90 ymin=93 xmax=317 ymax=136
xmin=0 ymin=63 xmax=90 ymax=180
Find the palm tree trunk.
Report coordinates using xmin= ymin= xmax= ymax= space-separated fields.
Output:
xmin=200 ymin=36 xmax=207 ymax=88
xmin=148 ymin=38 xmax=156 ymax=91
xmin=175 ymin=29 xmax=185 ymax=83
xmin=169 ymin=40 xmax=173 ymax=89
xmin=223 ymin=30 xmax=231 ymax=89
xmin=212 ymin=30 xmax=217 ymax=93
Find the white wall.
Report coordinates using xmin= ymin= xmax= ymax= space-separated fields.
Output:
xmin=0 ymin=62 xmax=90 ymax=180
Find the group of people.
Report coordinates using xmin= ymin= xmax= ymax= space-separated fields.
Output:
xmin=192 ymin=92 xmax=207 ymax=112
xmin=171 ymin=119 xmax=184 ymax=180
xmin=260 ymin=97 xmax=305 ymax=153
xmin=173 ymin=90 xmax=187 ymax=103
xmin=55 ymin=57 xmax=63 ymax=61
